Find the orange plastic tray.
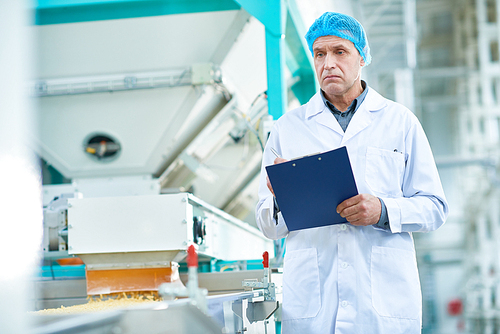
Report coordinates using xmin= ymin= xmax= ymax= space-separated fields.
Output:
xmin=86 ymin=266 xmax=181 ymax=295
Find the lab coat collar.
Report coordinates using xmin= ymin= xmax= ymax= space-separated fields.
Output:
xmin=362 ymin=87 xmax=387 ymax=112
xmin=341 ymin=88 xmax=387 ymax=144
xmin=305 ymin=93 xmax=344 ymax=135
xmin=304 ymin=87 xmax=387 ymax=139
xmin=305 ymin=92 xmax=327 ymax=119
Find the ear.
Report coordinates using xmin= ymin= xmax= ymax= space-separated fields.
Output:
xmin=360 ymin=57 xmax=365 ymax=67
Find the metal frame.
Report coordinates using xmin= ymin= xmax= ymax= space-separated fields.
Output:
xmin=457 ymin=0 xmax=500 ymax=331
xmin=33 ymin=0 xmax=241 ymax=24
xmin=32 ymin=0 xmax=316 ymax=119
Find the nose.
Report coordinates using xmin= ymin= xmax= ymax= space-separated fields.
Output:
xmin=324 ymin=52 xmax=336 ymax=70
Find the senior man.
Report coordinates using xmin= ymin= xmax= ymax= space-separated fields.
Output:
xmin=256 ymin=12 xmax=448 ymax=333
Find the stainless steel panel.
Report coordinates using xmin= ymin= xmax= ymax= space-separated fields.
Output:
xmin=180 ymin=270 xmax=265 ymax=294
xmin=35 ymin=279 xmax=87 ymax=299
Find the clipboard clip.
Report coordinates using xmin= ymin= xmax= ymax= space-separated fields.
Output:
xmin=293 ymin=152 xmax=321 ymax=160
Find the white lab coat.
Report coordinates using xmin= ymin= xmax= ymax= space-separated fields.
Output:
xmin=256 ymin=88 xmax=448 ymax=334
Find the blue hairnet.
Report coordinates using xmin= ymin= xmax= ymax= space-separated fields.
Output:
xmin=305 ymin=12 xmax=372 ymax=66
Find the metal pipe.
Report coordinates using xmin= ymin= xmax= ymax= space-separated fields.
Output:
xmin=221 ymin=160 xmax=261 ymax=211
xmin=31 ymin=69 xmax=192 ymax=97
xmin=435 ymin=157 xmax=496 ymax=169
xmin=156 ymin=90 xmax=231 ymax=182
xmin=436 ymin=156 xmax=500 ymax=188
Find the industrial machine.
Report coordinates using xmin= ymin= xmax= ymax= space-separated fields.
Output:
xmin=30 ymin=6 xmax=286 ymax=333
xmin=36 ymin=191 xmax=278 ymax=333
xmin=67 ymin=192 xmax=273 ymax=295
xmin=32 ymin=245 xmax=280 ymax=334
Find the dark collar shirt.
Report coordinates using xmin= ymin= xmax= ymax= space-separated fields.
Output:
xmin=320 ymin=80 xmax=369 ymax=132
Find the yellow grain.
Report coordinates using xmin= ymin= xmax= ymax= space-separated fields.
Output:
xmin=33 ymin=291 xmax=161 ymax=315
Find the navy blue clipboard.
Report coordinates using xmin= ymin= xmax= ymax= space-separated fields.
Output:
xmin=265 ymin=146 xmax=358 ymax=231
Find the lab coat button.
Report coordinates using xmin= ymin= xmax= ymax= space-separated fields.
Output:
xmin=341 ymin=262 xmax=348 ymax=269
xmin=341 ymin=301 xmax=348 ymax=307
xmin=340 ymin=224 xmax=347 ymax=230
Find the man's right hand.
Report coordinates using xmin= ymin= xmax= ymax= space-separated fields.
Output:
xmin=266 ymin=157 xmax=288 ymax=196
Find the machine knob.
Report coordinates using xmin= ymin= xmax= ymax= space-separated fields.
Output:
xmin=193 ymin=216 xmax=206 ymax=245
xmin=262 ymin=251 xmax=269 ymax=268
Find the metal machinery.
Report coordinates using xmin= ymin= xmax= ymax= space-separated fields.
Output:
xmin=37 ymin=189 xmax=280 ymax=333
xmin=455 ymin=1 xmax=500 ymax=332
xmin=33 ymin=245 xmax=280 ymax=334
xmin=28 ymin=1 xmax=318 ymax=333
xmin=67 ymin=192 xmax=273 ymax=295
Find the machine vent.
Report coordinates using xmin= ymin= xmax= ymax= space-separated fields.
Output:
xmin=84 ymin=133 xmax=121 ymax=161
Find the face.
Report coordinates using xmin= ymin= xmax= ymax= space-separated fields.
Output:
xmin=313 ymin=35 xmax=365 ymax=100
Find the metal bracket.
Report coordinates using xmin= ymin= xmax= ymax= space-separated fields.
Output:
xmin=246 ymin=300 xmax=279 ymax=324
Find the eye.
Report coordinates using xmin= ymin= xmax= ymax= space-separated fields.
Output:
xmin=315 ymin=52 xmax=324 ymax=58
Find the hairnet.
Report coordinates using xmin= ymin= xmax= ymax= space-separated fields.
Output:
xmin=305 ymin=12 xmax=372 ymax=66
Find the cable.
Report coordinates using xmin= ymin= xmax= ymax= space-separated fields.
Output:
xmin=244 ymin=116 xmax=265 ymax=152
xmin=250 ymin=91 xmax=267 ymax=107
xmin=213 ymin=82 xmax=232 ymax=101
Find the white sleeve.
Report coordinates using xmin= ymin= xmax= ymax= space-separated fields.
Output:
xmin=384 ymin=119 xmax=449 ymax=233
xmin=255 ymin=126 xmax=289 ymax=240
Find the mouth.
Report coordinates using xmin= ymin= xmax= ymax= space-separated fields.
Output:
xmin=323 ymin=75 xmax=341 ymax=82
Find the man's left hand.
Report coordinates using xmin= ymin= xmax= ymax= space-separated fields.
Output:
xmin=336 ymin=194 xmax=381 ymax=226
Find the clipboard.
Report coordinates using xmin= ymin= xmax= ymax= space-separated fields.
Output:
xmin=265 ymin=146 xmax=358 ymax=231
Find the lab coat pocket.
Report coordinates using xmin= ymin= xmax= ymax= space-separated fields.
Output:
xmin=371 ymin=246 xmax=421 ymax=319
xmin=282 ymin=248 xmax=321 ymax=320
xmin=365 ymin=147 xmax=405 ymax=197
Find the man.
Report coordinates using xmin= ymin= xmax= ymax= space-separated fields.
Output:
xmin=255 ymin=12 xmax=448 ymax=334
